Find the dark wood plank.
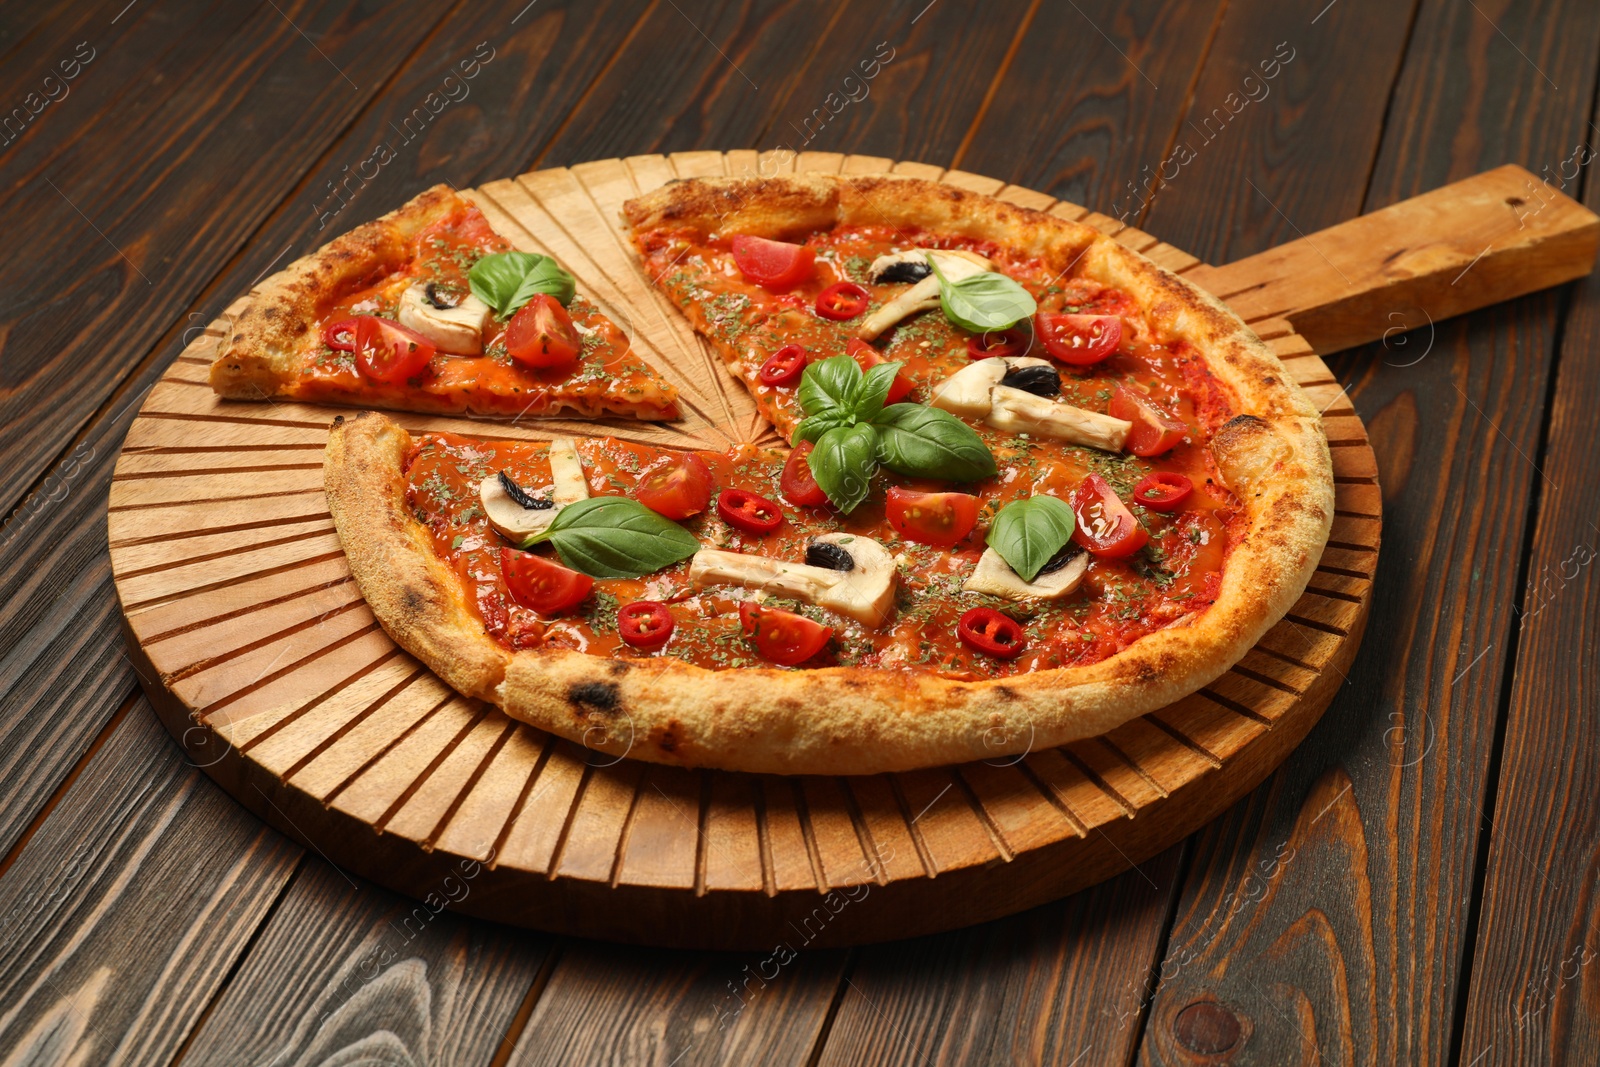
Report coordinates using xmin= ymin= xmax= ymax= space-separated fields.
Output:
xmin=0 ymin=699 xmax=300 ymax=1062
xmin=507 ymin=941 xmax=850 ymax=1066
xmin=176 ymin=859 xmax=552 ymax=1065
xmin=1134 ymin=0 xmax=1600 ymax=1062
xmin=0 ymin=0 xmax=451 ymax=523
xmin=1453 ymin=91 xmax=1600 ymax=1067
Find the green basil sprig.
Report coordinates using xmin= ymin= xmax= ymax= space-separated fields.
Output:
xmin=795 ymin=355 xmax=996 ymax=513
xmin=987 ymin=495 xmax=1077 ymax=581
xmin=928 ymin=258 xmax=1037 ymax=333
xmin=522 ymin=496 xmax=699 ymax=578
xmin=469 ymin=251 xmax=577 ymax=318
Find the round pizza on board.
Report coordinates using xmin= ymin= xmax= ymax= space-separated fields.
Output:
xmin=320 ymin=174 xmax=1333 ymax=776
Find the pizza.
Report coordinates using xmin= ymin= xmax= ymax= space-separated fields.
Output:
xmin=322 ymin=175 xmax=1333 ymax=776
xmin=210 ymin=184 xmax=680 ymax=421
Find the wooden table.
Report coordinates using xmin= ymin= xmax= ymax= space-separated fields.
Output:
xmin=2 ymin=2 xmax=1596 ymax=1063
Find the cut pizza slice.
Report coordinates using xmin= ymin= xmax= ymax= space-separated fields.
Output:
xmin=211 ymin=184 xmax=680 ymax=421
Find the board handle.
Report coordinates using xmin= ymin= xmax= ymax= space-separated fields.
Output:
xmin=1187 ymin=164 xmax=1600 ymax=353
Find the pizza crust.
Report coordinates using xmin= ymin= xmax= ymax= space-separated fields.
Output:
xmin=326 ymin=175 xmax=1334 ymax=776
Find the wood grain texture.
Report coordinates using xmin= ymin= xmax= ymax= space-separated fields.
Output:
xmin=1133 ymin=0 xmax=1600 ymax=1061
xmin=0 ymin=700 xmax=300 ymax=1064
xmin=109 ymin=155 xmax=1375 ymax=954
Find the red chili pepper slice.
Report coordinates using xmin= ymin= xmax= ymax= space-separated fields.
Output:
xmin=757 ymin=343 xmax=808 ymax=387
xmin=815 ymin=281 xmax=871 ymax=320
xmin=1133 ymin=472 xmax=1193 ymax=511
xmin=322 ymin=317 xmax=359 ymax=351
xmin=957 ymin=607 xmax=1026 ymax=659
xmin=716 ymin=488 xmax=784 ymax=536
xmin=617 ymin=601 xmax=675 ymax=650
xmin=966 ymin=327 xmax=1029 ymax=361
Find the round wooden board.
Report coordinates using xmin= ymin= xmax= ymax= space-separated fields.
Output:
xmin=109 ymin=152 xmax=1378 ymax=950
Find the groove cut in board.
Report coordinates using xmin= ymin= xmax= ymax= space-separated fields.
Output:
xmin=110 ymin=153 xmax=1376 ymax=949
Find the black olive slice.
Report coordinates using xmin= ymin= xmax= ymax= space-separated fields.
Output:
xmin=875 ymin=261 xmax=933 ymax=284
xmin=1037 ymin=543 xmax=1085 ymax=576
xmin=999 ymin=364 xmax=1061 ymax=397
xmin=805 ymin=542 xmax=855 ymax=572
xmin=499 ymin=470 xmax=554 ymax=510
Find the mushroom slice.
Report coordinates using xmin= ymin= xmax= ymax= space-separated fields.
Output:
xmin=986 ymin=386 xmax=1132 ymax=453
xmin=479 ymin=438 xmax=590 ymax=542
xmin=868 ymin=250 xmax=934 ymax=284
xmin=857 ymin=250 xmax=994 ymax=341
xmin=963 ymin=545 xmax=1088 ymax=600
xmin=930 ymin=356 xmax=1052 ymax=418
xmin=688 ymin=533 xmax=898 ymax=628
xmin=397 ymin=281 xmax=492 ymax=355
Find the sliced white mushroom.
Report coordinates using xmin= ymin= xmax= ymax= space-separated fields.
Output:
xmin=929 ymin=356 xmax=1052 ymax=418
xmin=986 ymin=386 xmax=1132 ymax=452
xmin=688 ymin=533 xmax=898 ymax=628
xmin=868 ymin=249 xmax=935 ymax=284
xmin=397 ymin=281 xmax=492 ymax=355
xmin=857 ymin=249 xmax=993 ymax=341
xmin=963 ymin=545 xmax=1089 ymax=600
xmin=479 ymin=438 xmax=589 ymax=542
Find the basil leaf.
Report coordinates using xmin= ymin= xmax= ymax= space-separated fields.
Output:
xmin=988 ymin=495 xmax=1077 ymax=582
xmin=797 ymin=355 xmax=862 ymax=417
xmin=929 ymin=259 xmax=1037 ymax=333
xmin=852 ymin=360 xmax=903 ymax=421
xmin=873 ymin=404 xmax=997 ymax=482
xmin=792 ymin=409 xmax=851 ymax=446
xmin=470 ymin=251 xmax=576 ymax=318
xmin=808 ymin=423 xmax=880 ymax=514
xmin=524 ymin=496 xmax=699 ymax=578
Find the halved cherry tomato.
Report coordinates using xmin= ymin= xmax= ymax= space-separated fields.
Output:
xmin=966 ymin=327 xmax=1029 ymax=361
xmin=505 ymin=294 xmax=581 ymax=368
xmin=1109 ymin=385 xmax=1186 ymax=456
xmin=634 ymin=452 xmax=715 ymax=520
xmin=815 ymin=281 xmax=870 ymax=320
xmin=354 ymin=316 xmax=436 ymax=382
xmin=1036 ymin=312 xmax=1122 ymax=366
xmin=618 ymin=601 xmax=675 ymax=650
xmin=731 ymin=235 xmax=815 ymax=290
xmin=717 ymin=488 xmax=784 ymax=535
xmin=322 ymin=317 xmax=359 ymax=351
xmin=845 ymin=339 xmax=914 ymax=403
xmin=885 ymin=487 xmax=979 ymax=548
xmin=500 ymin=548 xmax=593 ymax=615
xmin=739 ymin=601 xmax=832 ymax=666
xmin=757 ymin=343 xmax=808 ymax=387
xmin=958 ymin=607 xmax=1025 ymax=659
xmin=780 ymin=440 xmax=829 ymax=507
xmin=1134 ymin=472 xmax=1193 ymax=512
xmin=1070 ymin=473 xmax=1149 ymax=559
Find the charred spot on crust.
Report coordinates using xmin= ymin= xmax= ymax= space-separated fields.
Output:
xmin=401 ymin=588 xmax=427 ymax=614
xmin=651 ymin=720 xmax=684 ymax=754
xmin=994 ymin=685 xmax=1020 ymax=702
xmin=1134 ymin=661 xmax=1160 ymax=686
xmin=609 ymin=660 xmax=631 ymax=676
xmin=568 ymin=680 xmax=622 ymax=718
xmin=262 ymin=306 xmax=278 ymax=319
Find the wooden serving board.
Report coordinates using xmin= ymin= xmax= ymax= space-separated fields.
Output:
xmin=108 ymin=154 xmax=1597 ymax=949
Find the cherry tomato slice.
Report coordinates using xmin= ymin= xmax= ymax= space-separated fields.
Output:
xmin=815 ymin=281 xmax=871 ymax=320
xmin=354 ymin=316 xmax=436 ymax=383
xmin=757 ymin=343 xmax=808 ymax=387
xmin=1070 ymin=473 xmax=1149 ymax=559
xmin=505 ymin=294 xmax=581 ymax=368
xmin=730 ymin=235 xmax=815 ymax=290
xmin=780 ymin=440 xmax=829 ymax=507
xmin=717 ymin=488 xmax=784 ymax=536
xmin=500 ymin=547 xmax=593 ymax=615
xmin=958 ymin=607 xmax=1026 ymax=659
xmin=1036 ymin=312 xmax=1123 ymax=366
xmin=739 ymin=601 xmax=832 ymax=666
xmin=845 ymin=339 xmax=914 ymax=403
xmin=1133 ymin=472 xmax=1193 ymax=512
xmin=322 ymin=317 xmax=359 ymax=351
xmin=617 ymin=600 xmax=675 ymax=650
xmin=1109 ymin=385 xmax=1186 ymax=456
xmin=885 ymin=487 xmax=979 ymax=548
xmin=634 ymin=452 xmax=715 ymax=520
xmin=966 ymin=327 xmax=1029 ymax=361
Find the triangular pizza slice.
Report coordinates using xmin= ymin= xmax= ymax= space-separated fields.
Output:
xmin=211 ymin=185 xmax=680 ymax=421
